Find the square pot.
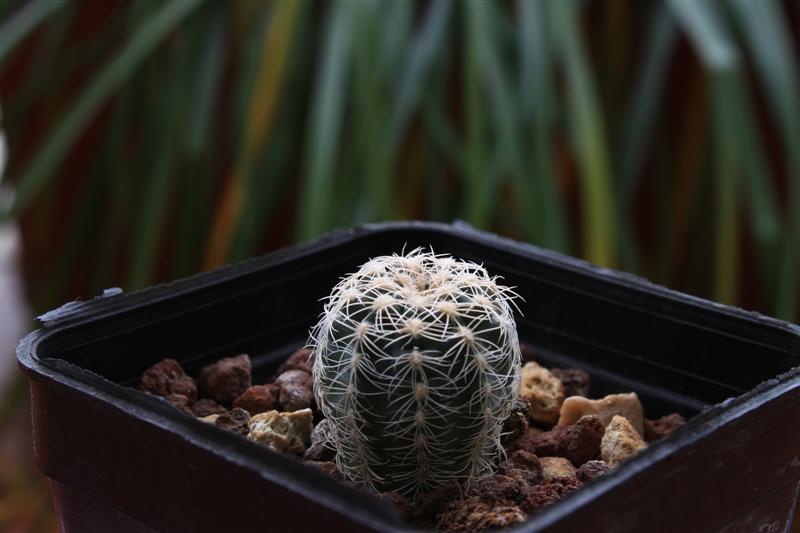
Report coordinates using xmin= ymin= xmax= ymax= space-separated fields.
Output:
xmin=17 ymin=221 xmax=800 ymax=532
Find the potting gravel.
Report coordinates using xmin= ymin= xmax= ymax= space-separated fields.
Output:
xmin=136 ymin=344 xmax=685 ymax=532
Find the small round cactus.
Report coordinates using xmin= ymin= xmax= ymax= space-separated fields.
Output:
xmin=310 ymin=248 xmax=521 ymax=499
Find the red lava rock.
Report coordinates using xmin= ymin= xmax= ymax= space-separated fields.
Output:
xmin=551 ymin=368 xmax=591 ymax=398
xmin=138 ymin=359 xmax=197 ymax=401
xmin=303 ymin=419 xmax=336 ymax=461
xmin=506 ymin=450 xmax=544 ymax=484
xmin=278 ymin=348 xmax=316 ymax=374
xmin=644 ymin=413 xmax=685 ymax=442
xmin=467 ymin=473 xmax=528 ymax=505
xmin=522 ymin=415 xmax=603 ymax=466
xmin=198 ymin=354 xmax=252 ymax=405
xmin=165 ymin=393 xmax=193 ymax=415
xmin=520 ymin=343 xmax=537 ymax=363
xmin=192 ymin=398 xmax=227 ymax=417
xmin=507 ymin=466 xmax=542 ymax=488
xmin=576 ymin=460 xmax=610 ymax=483
xmin=507 ymin=427 xmax=541 ymax=454
xmin=275 ymin=369 xmax=314 ymax=412
xmin=214 ymin=407 xmax=251 ymax=435
xmin=520 ymin=476 xmax=582 ymax=514
xmin=508 ymin=449 xmax=540 ymax=472
xmin=437 ymin=497 xmax=526 ymax=533
xmin=501 ymin=399 xmax=531 ymax=448
xmin=307 ymin=461 xmax=341 ymax=479
xmin=380 ymin=492 xmax=411 ymax=520
xmin=412 ymin=480 xmax=463 ymax=520
xmin=233 ymin=384 xmax=280 ymax=415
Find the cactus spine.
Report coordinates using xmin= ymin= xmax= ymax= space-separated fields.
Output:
xmin=310 ymin=249 xmax=521 ymax=499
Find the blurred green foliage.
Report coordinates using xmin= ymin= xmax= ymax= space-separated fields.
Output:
xmin=0 ymin=0 xmax=797 ymax=321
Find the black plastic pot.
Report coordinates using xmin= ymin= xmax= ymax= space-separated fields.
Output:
xmin=17 ymin=221 xmax=800 ymax=532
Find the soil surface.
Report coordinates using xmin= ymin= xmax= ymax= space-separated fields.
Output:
xmin=136 ymin=345 xmax=685 ymax=532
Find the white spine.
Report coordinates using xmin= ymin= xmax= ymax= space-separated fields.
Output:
xmin=310 ymin=248 xmax=521 ymax=499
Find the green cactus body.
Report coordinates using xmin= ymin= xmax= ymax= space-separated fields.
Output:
xmin=310 ymin=249 xmax=521 ymax=499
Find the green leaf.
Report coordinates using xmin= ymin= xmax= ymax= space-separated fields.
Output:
xmin=729 ymin=0 xmax=799 ymax=320
xmin=462 ymin=0 xmax=490 ymax=229
xmin=185 ymin=5 xmax=226 ymax=158
xmin=518 ymin=0 xmax=568 ymax=252
xmin=296 ymin=2 xmax=353 ymax=240
xmin=617 ymin=6 xmax=675 ymax=207
xmin=5 ymin=0 xmax=203 ymax=218
xmin=729 ymin=78 xmax=781 ymax=302
xmin=92 ymin=96 xmax=132 ymax=292
xmin=387 ymin=0 xmax=453 ymax=148
xmin=472 ymin=0 xmax=538 ymax=241
xmin=668 ymin=0 xmax=737 ymax=70
xmin=669 ymin=0 xmax=740 ymax=305
xmin=229 ymin=126 xmax=295 ymax=262
xmin=350 ymin=1 xmax=392 ymax=223
xmin=614 ymin=6 xmax=678 ymax=275
xmin=126 ymin=43 xmax=190 ymax=290
xmin=0 ymin=0 xmax=66 ymax=65
xmin=549 ymin=1 xmax=617 ymax=267
xmin=421 ymin=93 xmax=464 ymax=178
xmin=4 ymin=1 xmax=77 ymax=129
xmin=729 ymin=0 xmax=799 ymax=156
xmin=670 ymin=0 xmax=794 ymax=313
xmin=378 ymin=0 xmax=411 ymax=81
xmin=174 ymin=6 xmax=227 ymax=276
xmin=41 ymin=160 xmax=105 ymax=309
xmin=710 ymin=76 xmax=739 ymax=306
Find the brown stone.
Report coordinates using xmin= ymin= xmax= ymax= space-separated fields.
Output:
xmin=412 ymin=480 xmax=463 ymax=520
xmin=644 ymin=413 xmax=685 ymax=442
xmin=233 ymin=384 xmax=280 ymax=415
xmin=307 ymin=461 xmax=341 ymax=479
xmin=601 ymin=415 xmax=647 ymax=467
xmin=508 ymin=449 xmax=541 ymax=473
xmin=165 ymin=393 xmax=193 ymax=415
xmin=576 ymin=460 xmax=610 ymax=483
xmin=437 ymin=497 xmax=526 ymax=533
xmin=275 ymin=369 xmax=314 ymax=412
xmin=192 ymin=398 xmax=227 ymax=418
xmin=507 ymin=466 xmax=542 ymax=490
xmin=501 ymin=399 xmax=530 ymax=447
xmin=520 ymin=361 xmax=564 ymax=426
xmin=522 ymin=415 xmax=603 ymax=466
xmin=303 ymin=419 xmax=336 ymax=462
xmin=540 ymin=457 xmax=577 ymax=480
xmin=550 ymin=368 xmax=591 ymax=398
xmin=247 ymin=408 xmax=314 ymax=455
xmin=558 ymin=392 xmax=644 ymax=436
xmin=467 ymin=473 xmax=528 ymax=505
xmin=198 ymin=354 xmax=252 ymax=405
xmin=215 ymin=407 xmax=251 ymax=436
xmin=526 ymin=426 xmax=544 ymax=438
xmin=138 ymin=359 xmax=197 ymax=401
xmin=521 ymin=477 xmax=582 ymax=514
xmin=199 ymin=414 xmax=220 ymax=424
xmin=278 ymin=348 xmax=316 ymax=374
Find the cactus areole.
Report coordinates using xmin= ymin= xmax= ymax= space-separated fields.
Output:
xmin=310 ymin=249 xmax=522 ymax=499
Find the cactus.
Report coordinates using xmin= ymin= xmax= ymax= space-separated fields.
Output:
xmin=310 ymin=248 xmax=521 ymax=499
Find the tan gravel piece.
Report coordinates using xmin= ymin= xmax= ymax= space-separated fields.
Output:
xmin=601 ymin=415 xmax=647 ymax=467
xmin=557 ymin=392 xmax=644 ymax=436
